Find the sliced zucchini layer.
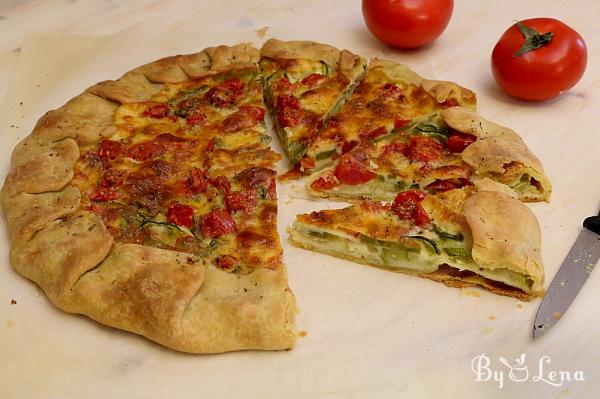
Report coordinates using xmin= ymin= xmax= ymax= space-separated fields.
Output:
xmin=289 ymin=222 xmax=535 ymax=294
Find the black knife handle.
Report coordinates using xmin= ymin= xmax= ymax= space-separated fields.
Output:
xmin=583 ymin=215 xmax=600 ymax=235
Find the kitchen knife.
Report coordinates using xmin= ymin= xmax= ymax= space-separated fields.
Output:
xmin=533 ymin=210 xmax=600 ymax=338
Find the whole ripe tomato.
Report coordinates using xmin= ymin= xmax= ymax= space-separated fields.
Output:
xmin=362 ymin=0 xmax=454 ymax=49
xmin=491 ymin=18 xmax=587 ymax=101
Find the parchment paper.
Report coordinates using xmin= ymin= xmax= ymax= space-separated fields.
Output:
xmin=1 ymin=10 xmax=600 ymax=398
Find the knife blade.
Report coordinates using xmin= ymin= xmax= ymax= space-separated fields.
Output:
xmin=533 ymin=211 xmax=600 ymax=338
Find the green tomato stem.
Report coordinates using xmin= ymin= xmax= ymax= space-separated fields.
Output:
xmin=514 ymin=21 xmax=554 ymax=57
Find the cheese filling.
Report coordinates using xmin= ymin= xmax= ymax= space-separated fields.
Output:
xmin=290 ymin=222 xmax=535 ymax=293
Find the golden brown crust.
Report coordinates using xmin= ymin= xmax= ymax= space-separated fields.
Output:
xmin=1 ymin=43 xmax=297 ymax=353
xmin=338 ymin=49 xmax=367 ymax=81
xmin=66 ymin=244 xmax=205 ymax=340
xmin=9 ymin=211 xmax=114 ymax=298
xmin=261 ymin=38 xmax=341 ymax=66
xmin=1 ymin=137 xmax=79 ymax=197
xmin=367 ymin=58 xmax=424 ymax=85
xmin=173 ymin=266 xmax=298 ymax=353
xmin=62 ymin=246 xmax=297 ymax=353
xmin=31 ymin=93 xmax=118 ymax=145
xmin=421 ymin=80 xmax=477 ymax=109
xmin=1 ymin=186 xmax=81 ymax=242
xmin=135 ymin=43 xmax=260 ymax=83
xmin=463 ymin=191 xmax=544 ymax=294
xmin=473 ymin=177 xmax=518 ymax=198
xmin=261 ymin=39 xmax=366 ymax=80
xmin=87 ymin=71 xmax=164 ymax=103
xmin=425 ymin=268 xmax=535 ymax=301
xmin=441 ymin=107 xmax=552 ymax=201
xmin=368 ymin=58 xmax=476 ymax=109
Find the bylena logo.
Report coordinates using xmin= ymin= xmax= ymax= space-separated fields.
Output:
xmin=471 ymin=353 xmax=585 ymax=389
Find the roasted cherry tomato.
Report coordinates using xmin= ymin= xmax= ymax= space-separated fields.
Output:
xmin=90 ymin=186 xmax=119 ymax=202
xmin=406 ymin=136 xmax=443 ymax=163
xmin=187 ymin=168 xmax=207 ymax=194
xmin=425 ymin=178 xmax=472 ymax=193
xmin=167 ymin=203 xmax=194 ymax=229
xmin=447 ymin=132 xmax=477 ymax=153
xmin=334 ymin=153 xmax=377 ymax=185
xmin=300 ymin=73 xmax=324 ymax=86
xmin=225 ymin=190 xmax=257 ymax=213
xmin=222 ymin=105 xmax=265 ymax=133
xmin=491 ymin=18 xmax=587 ymax=101
xmin=391 ymin=190 xmax=430 ymax=227
xmin=360 ymin=126 xmax=387 ymax=141
xmin=362 ymin=0 xmax=454 ymax=49
xmin=201 ymin=209 xmax=238 ymax=238
xmin=97 ymin=140 xmax=124 ymax=160
xmin=310 ymin=175 xmax=338 ymax=191
xmin=300 ymin=157 xmax=315 ymax=171
xmin=205 ymin=77 xmax=245 ymax=107
xmin=143 ymin=103 xmax=169 ymax=118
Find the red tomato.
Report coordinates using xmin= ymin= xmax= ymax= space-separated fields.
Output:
xmin=380 ymin=83 xmax=404 ymax=100
xmin=274 ymin=76 xmax=298 ymax=93
xmin=90 ymin=186 xmax=119 ymax=202
xmin=447 ymin=132 xmax=477 ymax=153
xmin=167 ymin=203 xmax=194 ymax=229
xmin=391 ymin=190 xmax=430 ymax=227
xmin=222 ymin=105 xmax=266 ymax=133
xmin=225 ymin=190 xmax=257 ymax=213
xmin=406 ymin=136 xmax=443 ymax=162
xmin=425 ymin=178 xmax=472 ymax=193
xmin=382 ymin=140 xmax=407 ymax=156
xmin=310 ymin=175 xmax=338 ymax=191
xmin=205 ymin=77 xmax=245 ymax=107
xmin=201 ymin=209 xmax=238 ymax=238
xmin=334 ymin=153 xmax=377 ymax=185
xmin=276 ymin=94 xmax=302 ymax=128
xmin=300 ymin=157 xmax=315 ymax=171
xmin=300 ymin=73 xmax=324 ymax=86
xmin=209 ymin=176 xmax=231 ymax=193
xmin=491 ymin=18 xmax=587 ymax=101
xmin=341 ymin=140 xmax=359 ymax=154
xmin=394 ymin=117 xmax=411 ymax=130
xmin=97 ymin=140 xmax=124 ymax=160
xmin=143 ymin=103 xmax=169 ymax=118
xmin=362 ymin=0 xmax=454 ymax=49
xmin=187 ymin=168 xmax=207 ymax=194
xmin=127 ymin=141 xmax=165 ymax=162
xmin=440 ymin=98 xmax=459 ymax=108
xmin=360 ymin=126 xmax=387 ymax=141
xmin=185 ymin=112 xmax=206 ymax=126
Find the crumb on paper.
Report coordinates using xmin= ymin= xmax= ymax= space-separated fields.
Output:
xmin=483 ymin=327 xmax=493 ymax=335
xmin=10 ymin=299 xmax=16 ymax=305
xmin=517 ymin=303 xmax=523 ymax=309
xmin=299 ymin=330 xmax=307 ymax=337
xmin=559 ymin=387 xmax=571 ymax=397
xmin=488 ymin=315 xmax=496 ymax=320
xmin=255 ymin=26 xmax=269 ymax=39
xmin=552 ymin=312 xmax=561 ymax=320
xmin=461 ymin=289 xmax=480 ymax=298
xmin=5 ymin=319 xmax=14 ymax=328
